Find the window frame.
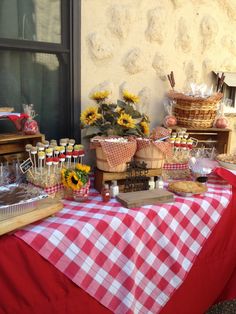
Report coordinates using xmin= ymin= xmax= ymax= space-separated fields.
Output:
xmin=0 ymin=0 xmax=81 ymax=141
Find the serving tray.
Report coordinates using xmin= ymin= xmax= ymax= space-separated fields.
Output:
xmin=0 ymin=198 xmax=63 ymax=236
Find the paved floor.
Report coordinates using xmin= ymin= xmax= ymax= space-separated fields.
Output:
xmin=206 ymin=299 xmax=236 ymax=314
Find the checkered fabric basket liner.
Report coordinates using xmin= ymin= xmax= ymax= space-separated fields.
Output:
xmin=29 ymin=183 xmax=64 ymax=195
xmin=64 ymin=180 xmax=90 ymax=200
xmin=163 ymin=162 xmax=189 ymax=170
xmin=91 ymin=136 xmax=137 ymax=168
xmin=16 ymin=179 xmax=232 ymax=314
xmin=136 ymin=139 xmax=173 ymax=157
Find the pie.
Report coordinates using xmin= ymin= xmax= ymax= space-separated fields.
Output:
xmin=168 ymin=180 xmax=207 ymax=195
xmin=216 ymin=154 xmax=236 ymax=164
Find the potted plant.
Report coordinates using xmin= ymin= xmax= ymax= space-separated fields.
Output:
xmin=61 ymin=163 xmax=91 ymax=201
xmin=80 ymin=89 xmax=150 ymax=172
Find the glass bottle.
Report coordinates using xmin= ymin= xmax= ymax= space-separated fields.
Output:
xmin=110 ymin=180 xmax=119 ymax=197
xmin=156 ymin=176 xmax=164 ymax=189
xmin=101 ymin=183 xmax=111 ymax=202
xmin=148 ymin=177 xmax=155 ymax=190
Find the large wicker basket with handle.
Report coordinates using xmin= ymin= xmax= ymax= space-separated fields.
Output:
xmin=167 ymin=91 xmax=223 ymax=128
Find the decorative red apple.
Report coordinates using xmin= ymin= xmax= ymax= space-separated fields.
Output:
xmin=215 ymin=117 xmax=228 ymax=129
xmin=23 ymin=118 xmax=39 ymax=135
xmin=164 ymin=115 xmax=177 ymax=127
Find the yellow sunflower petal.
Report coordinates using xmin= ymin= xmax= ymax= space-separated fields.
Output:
xmin=80 ymin=106 xmax=102 ymax=126
xmin=117 ymin=113 xmax=135 ymax=129
xmin=122 ymin=90 xmax=139 ymax=104
xmin=90 ymin=90 xmax=110 ymax=102
xmin=140 ymin=121 xmax=150 ymax=136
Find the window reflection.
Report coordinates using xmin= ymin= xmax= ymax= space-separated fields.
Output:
xmin=0 ymin=51 xmax=65 ymax=139
xmin=0 ymin=0 xmax=61 ymax=43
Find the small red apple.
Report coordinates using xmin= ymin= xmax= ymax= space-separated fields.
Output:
xmin=164 ymin=115 xmax=177 ymax=127
xmin=215 ymin=117 xmax=228 ymax=129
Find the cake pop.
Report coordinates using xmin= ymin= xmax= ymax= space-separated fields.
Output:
xmin=46 ymin=157 xmax=53 ymax=175
xmin=31 ymin=146 xmax=38 ymax=173
xmin=38 ymin=151 xmax=45 ymax=175
xmin=59 ymin=154 xmax=66 ymax=169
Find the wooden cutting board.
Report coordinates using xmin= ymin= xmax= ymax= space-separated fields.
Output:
xmin=116 ymin=189 xmax=174 ymax=208
xmin=0 ymin=198 xmax=63 ymax=236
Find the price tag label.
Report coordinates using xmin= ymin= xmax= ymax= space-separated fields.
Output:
xmin=20 ymin=158 xmax=33 ymax=174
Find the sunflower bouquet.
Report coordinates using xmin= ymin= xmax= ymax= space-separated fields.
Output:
xmin=80 ymin=90 xmax=150 ymax=138
xmin=61 ymin=163 xmax=91 ymax=200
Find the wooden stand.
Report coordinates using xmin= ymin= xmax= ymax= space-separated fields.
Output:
xmin=0 ymin=133 xmax=45 ymax=162
xmin=169 ymin=127 xmax=232 ymax=154
xmin=94 ymin=168 xmax=162 ymax=193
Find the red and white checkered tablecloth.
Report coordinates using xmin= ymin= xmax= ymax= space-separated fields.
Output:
xmin=15 ymin=180 xmax=232 ymax=314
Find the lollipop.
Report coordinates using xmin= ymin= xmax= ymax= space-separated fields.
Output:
xmin=31 ymin=146 xmax=38 ymax=173
xmin=72 ymin=151 xmax=79 ymax=167
xmin=78 ymin=149 xmax=85 ymax=163
xmin=59 ymin=145 xmax=65 ymax=154
xmin=187 ymin=139 xmax=193 ymax=150
xmin=37 ymin=142 xmax=45 ymax=151
xmin=42 ymin=140 xmax=49 ymax=148
xmin=38 ymin=151 xmax=45 ymax=175
xmin=66 ymin=145 xmax=73 ymax=153
xmin=74 ymin=144 xmax=83 ymax=152
xmin=68 ymin=139 xmax=75 ymax=146
xmin=54 ymin=146 xmax=60 ymax=157
xmin=53 ymin=157 xmax=59 ymax=173
xmin=45 ymin=148 xmax=53 ymax=157
xmin=25 ymin=144 xmax=32 ymax=159
xmin=46 ymin=157 xmax=53 ymax=175
xmin=60 ymin=138 xmax=67 ymax=147
xmin=59 ymin=153 xmax=66 ymax=169
xmin=50 ymin=139 xmax=57 ymax=145
xmin=66 ymin=152 xmax=72 ymax=167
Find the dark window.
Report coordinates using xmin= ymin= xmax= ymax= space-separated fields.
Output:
xmin=0 ymin=0 xmax=81 ymax=141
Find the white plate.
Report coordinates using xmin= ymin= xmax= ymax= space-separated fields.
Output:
xmin=218 ymin=160 xmax=236 ymax=171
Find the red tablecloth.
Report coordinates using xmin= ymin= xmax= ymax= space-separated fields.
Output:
xmin=0 ymin=169 xmax=236 ymax=314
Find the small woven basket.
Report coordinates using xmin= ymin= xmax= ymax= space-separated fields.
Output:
xmin=168 ymin=91 xmax=223 ymax=128
xmin=63 ymin=180 xmax=90 ymax=201
xmin=134 ymin=144 xmax=165 ymax=169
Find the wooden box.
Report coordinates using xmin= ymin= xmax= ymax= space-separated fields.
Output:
xmin=0 ymin=133 xmax=45 ymax=162
xmin=94 ymin=168 xmax=162 ymax=193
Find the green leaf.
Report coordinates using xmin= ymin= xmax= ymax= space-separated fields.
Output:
xmin=117 ymin=100 xmax=127 ymax=108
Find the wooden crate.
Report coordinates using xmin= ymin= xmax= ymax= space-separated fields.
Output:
xmin=94 ymin=167 xmax=162 ymax=193
xmin=0 ymin=133 xmax=45 ymax=162
xmin=169 ymin=127 xmax=232 ymax=154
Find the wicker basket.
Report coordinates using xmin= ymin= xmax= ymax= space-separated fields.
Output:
xmin=134 ymin=144 xmax=165 ymax=169
xmin=168 ymin=91 xmax=223 ymax=128
xmin=96 ymin=147 xmax=128 ymax=172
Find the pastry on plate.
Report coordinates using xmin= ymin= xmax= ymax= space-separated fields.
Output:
xmin=168 ymin=180 xmax=207 ymax=196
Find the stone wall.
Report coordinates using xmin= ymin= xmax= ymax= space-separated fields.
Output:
xmin=81 ymin=0 xmax=236 ymax=152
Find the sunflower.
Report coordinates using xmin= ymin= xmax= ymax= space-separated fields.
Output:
xmin=115 ymin=106 xmax=125 ymax=114
xmin=80 ymin=107 xmax=102 ymax=126
xmin=122 ymin=90 xmax=139 ymax=104
xmin=90 ymin=90 xmax=110 ymax=103
xmin=75 ymin=163 xmax=91 ymax=174
xmin=140 ymin=121 xmax=150 ymax=136
xmin=117 ymin=113 xmax=135 ymax=129
xmin=66 ymin=172 xmax=83 ymax=191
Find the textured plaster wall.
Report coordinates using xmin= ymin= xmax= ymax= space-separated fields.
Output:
xmin=81 ymin=0 xmax=236 ymax=152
